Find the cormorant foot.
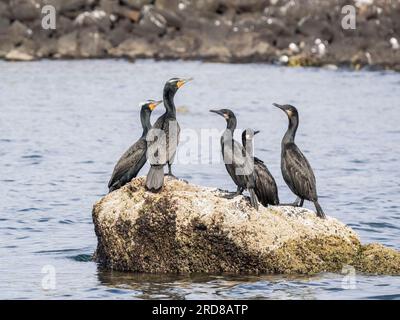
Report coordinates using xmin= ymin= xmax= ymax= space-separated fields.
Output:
xmin=222 ymin=191 xmax=242 ymax=199
xmin=279 ymin=203 xmax=301 ymax=207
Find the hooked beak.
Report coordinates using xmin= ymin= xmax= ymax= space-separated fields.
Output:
xmin=149 ymin=100 xmax=162 ymax=111
xmin=177 ymin=77 xmax=193 ymax=88
xmin=209 ymin=109 xmax=224 ymax=117
xmin=273 ymin=103 xmax=285 ymax=111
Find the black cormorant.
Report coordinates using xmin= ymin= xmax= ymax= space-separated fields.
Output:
xmin=273 ymin=103 xmax=326 ymax=218
xmin=210 ymin=109 xmax=259 ymax=210
xmin=242 ymin=129 xmax=280 ymax=207
xmin=108 ymin=100 xmax=162 ymax=193
xmin=146 ymin=78 xmax=192 ymax=192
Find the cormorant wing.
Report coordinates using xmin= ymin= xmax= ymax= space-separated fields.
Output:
xmin=284 ymin=144 xmax=317 ymax=199
xmin=254 ymin=157 xmax=279 ymax=205
xmin=223 ymin=139 xmax=254 ymax=176
xmin=108 ymin=138 xmax=147 ymax=188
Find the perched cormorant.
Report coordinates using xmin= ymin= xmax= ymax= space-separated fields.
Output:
xmin=273 ymin=103 xmax=326 ymax=218
xmin=242 ymin=129 xmax=280 ymax=207
xmin=210 ymin=109 xmax=259 ymax=210
xmin=146 ymin=78 xmax=192 ymax=192
xmin=108 ymin=100 xmax=162 ymax=193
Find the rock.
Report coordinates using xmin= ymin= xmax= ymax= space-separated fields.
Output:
xmin=119 ymin=8 xmax=141 ymax=23
xmin=158 ymin=34 xmax=200 ymax=59
xmin=9 ymin=0 xmax=41 ymax=21
xmin=92 ymin=177 xmax=400 ymax=275
xmin=0 ymin=0 xmax=399 ymax=71
xmin=108 ymin=38 xmax=155 ymax=59
xmin=56 ymin=31 xmax=78 ymax=57
xmin=121 ymin=0 xmax=152 ymax=10
xmin=0 ymin=36 xmax=14 ymax=58
xmin=7 ymin=21 xmax=32 ymax=45
xmin=73 ymin=10 xmax=111 ymax=32
xmin=99 ymin=0 xmax=117 ymax=15
xmin=78 ymin=28 xmax=112 ymax=57
xmin=198 ymin=43 xmax=232 ymax=62
xmin=355 ymin=243 xmax=400 ymax=275
xmin=5 ymin=48 xmax=35 ymax=61
xmin=60 ymin=0 xmax=88 ymax=12
xmin=0 ymin=2 xmax=11 ymax=19
xmin=40 ymin=0 xmax=63 ymax=12
xmin=36 ymin=38 xmax=58 ymax=57
xmin=0 ymin=17 xmax=10 ymax=30
xmin=154 ymin=0 xmax=180 ymax=11
xmin=54 ymin=16 xmax=75 ymax=37
xmin=135 ymin=5 xmax=167 ymax=37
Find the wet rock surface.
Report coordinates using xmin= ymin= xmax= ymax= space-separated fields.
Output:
xmin=92 ymin=177 xmax=400 ymax=275
xmin=0 ymin=0 xmax=399 ymax=70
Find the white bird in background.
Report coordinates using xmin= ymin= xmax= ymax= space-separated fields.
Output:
xmin=390 ymin=37 xmax=399 ymax=50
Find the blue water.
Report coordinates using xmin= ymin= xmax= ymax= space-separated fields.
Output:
xmin=0 ymin=60 xmax=399 ymax=299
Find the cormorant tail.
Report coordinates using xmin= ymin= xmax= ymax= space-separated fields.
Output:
xmin=146 ymin=165 xmax=164 ymax=192
xmin=249 ymin=188 xmax=259 ymax=210
xmin=314 ymin=201 xmax=326 ymax=219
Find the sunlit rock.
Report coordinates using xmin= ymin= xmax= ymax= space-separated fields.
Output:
xmin=92 ymin=177 xmax=400 ymax=275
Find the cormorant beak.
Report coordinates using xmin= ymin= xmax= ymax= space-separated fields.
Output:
xmin=273 ymin=103 xmax=285 ymax=111
xmin=210 ymin=109 xmax=225 ymax=118
xmin=177 ymin=77 xmax=193 ymax=88
xmin=273 ymin=103 xmax=292 ymax=117
xmin=254 ymin=130 xmax=260 ymax=135
xmin=149 ymin=100 xmax=162 ymax=111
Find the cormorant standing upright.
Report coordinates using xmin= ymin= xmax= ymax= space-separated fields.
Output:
xmin=273 ymin=103 xmax=326 ymax=218
xmin=146 ymin=78 xmax=192 ymax=192
xmin=242 ymin=129 xmax=280 ymax=207
xmin=108 ymin=100 xmax=162 ymax=193
xmin=210 ymin=109 xmax=259 ymax=210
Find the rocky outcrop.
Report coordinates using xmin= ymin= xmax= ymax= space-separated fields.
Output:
xmin=92 ymin=177 xmax=400 ymax=275
xmin=0 ymin=0 xmax=399 ymax=71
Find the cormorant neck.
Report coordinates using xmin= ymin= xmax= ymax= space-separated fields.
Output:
xmin=140 ymin=110 xmax=152 ymax=137
xmin=242 ymin=136 xmax=247 ymax=149
xmin=283 ymin=115 xmax=298 ymax=145
xmin=242 ymin=135 xmax=254 ymax=158
xmin=163 ymin=86 xmax=177 ymax=117
xmin=226 ymin=117 xmax=237 ymax=134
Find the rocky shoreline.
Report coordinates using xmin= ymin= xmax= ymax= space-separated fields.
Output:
xmin=1 ymin=0 xmax=399 ymax=71
xmin=93 ymin=177 xmax=400 ymax=275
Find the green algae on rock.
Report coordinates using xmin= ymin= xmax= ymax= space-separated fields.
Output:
xmin=355 ymin=243 xmax=400 ymax=275
xmin=92 ymin=177 xmax=400 ymax=275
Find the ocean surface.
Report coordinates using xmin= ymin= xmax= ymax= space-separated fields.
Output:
xmin=0 ymin=60 xmax=399 ymax=299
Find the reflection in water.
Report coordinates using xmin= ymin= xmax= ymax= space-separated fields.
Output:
xmin=97 ymin=268 xmax=347 ymax=300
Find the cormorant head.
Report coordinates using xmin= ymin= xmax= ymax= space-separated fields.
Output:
xmin=242 ymin=129 xmax=260 ymax=141
xmin=164 ymin=77 xmax=193 ymax=94
xmin=209 ymin=109 xmax=236 ymax=121
xmin=141 ymin=100 xmax=162 ymax=113
xmin=273 ymin=103 xmax=298 ymax=119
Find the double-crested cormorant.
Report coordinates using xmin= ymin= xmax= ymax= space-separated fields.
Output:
xmin=273 ymin=103 xmax=326 ymax=218
xmin=242 ymin=129 xmax=280 ymax=207
xmin=146 ymin=78 xmax=192 ymax=192
xmin=108 ymin=100 xmax=162 ymax=193
xmin=210 ymin=109 xmax=259 ymax=210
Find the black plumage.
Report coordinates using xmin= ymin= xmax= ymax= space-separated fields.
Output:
xmin=210 ymin=109 xmax=259 ymax=210
xmin=242 ymin=129 xmax=280 ymax=207
xmin=145 ymin=78 xmax=191 ymax=192
xmin=273 ymin=103 xmax=326 ymax=218
xmin=108 ymin=100 xmax=161 ymax=193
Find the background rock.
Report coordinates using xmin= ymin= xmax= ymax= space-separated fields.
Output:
xmin=92 ymin=177 xmax=400 ymax=275
xmin=0 ymin=0 xmax=399 ymax=71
